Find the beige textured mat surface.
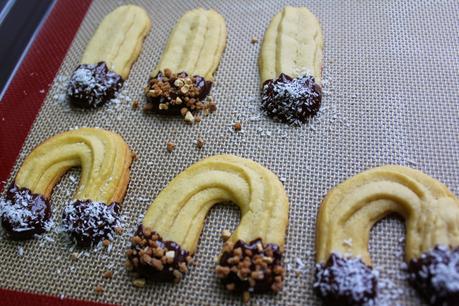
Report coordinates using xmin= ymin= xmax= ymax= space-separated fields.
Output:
xmin=1 ymin=0 xmax=458 ymax=305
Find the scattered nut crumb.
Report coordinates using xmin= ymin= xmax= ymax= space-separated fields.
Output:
xmin=180 ymin=107 xmax=188 ymax=117
xmin=251 ymin=36 xmax=258 ymax=44
xmin=132 ymin=100 xmax=139 ymax=109
xmin=70 ymin=252 xmax=79 ymax=261
xmin=102 ymin=239 xmax=110 ymax=247
xmin=166 ymin=142 xmax=175 ymax=153
xmin=194 ymin=115 xmax=201 ymax=123
xmin=114 ymin=227 xmax=123 ymax=235
xmin=184 ymin=111 xmax=195 ymax=124
xmin=221 ymin=229 xmax=231 ymax=241
xmin=196 ymin=138 xmax=205 ymax=149
xmin=233 ymin=122 xmax=242 ymax=131
xmin=132 ymin=278 xmax=146 ymax=288
xmin=95 ymin=285 xmax=104 ymax=294
xmin=103 ymin=271 xmax=113 ymax=279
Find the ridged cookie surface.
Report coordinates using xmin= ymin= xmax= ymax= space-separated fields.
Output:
xmin=81 ymin=5 xmax=151 ymax=79
xmin=16 ymin=128 xmax=132 ymax=205
xmin=316 ymin=165 xmax=459 ymax=264
xmin=151 ymin=8 xmax=227 ymax=80
xmin=127 ymin=155 xmax=288 ymax=296
xmin=259 ymin=6 xmax=323 ymax=84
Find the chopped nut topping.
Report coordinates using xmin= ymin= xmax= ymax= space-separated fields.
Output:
xmin=132 ymin=278 xmax=146 ymax=288
xmin=184 ymin=111 xmax=194 ymax=124
xmin=233 ymin=122 xmax=242 ymax=131
xmin=143 ymin=103 xmax=154 ymax=112
xmin=242 ymin=291 xmax=250 ymax=303
xmin=251 ymin=36 xmax=258 ymax=44
xmin=221 ymin=229 xmax=231 ymax=241
xmin=167 ymin=142 xmax=175 ymax=153
xmin=196 ymin=138 xmax=205 ymax=149
xmin=95 ymin=285 xmax=104 ymax=294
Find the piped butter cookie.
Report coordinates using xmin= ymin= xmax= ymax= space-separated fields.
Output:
xmin=126 ymin=155 xmax=288 ymax=301
xmin=0 ymin=128 xmax=133 ymax=247
xmin=259 ymin=6 xmax=323 ymax=125
xmin=314 ymin=165 xmax=459 ymax=306
xmin=68 ymin=5 xmax=151 ymax=108
xmin=143 ymin=8 xmax=226 ymax=118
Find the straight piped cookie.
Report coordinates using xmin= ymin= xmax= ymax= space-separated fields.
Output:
xmin=314 ymin=165 xmax=459 ymax=306
xmin=126 ymin=155 xmax=288 ymax=302
xmin=143 ymin=8 xmax=227 ymax=119
xmin=68 ymin=5 xmax=151 ymax=108
xmin=0 ymin=128 xmax=133 ymax=247
xmin=259 ymin=6 xmax=323 ymax=125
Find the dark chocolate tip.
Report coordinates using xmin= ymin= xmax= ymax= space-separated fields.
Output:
xmin=144 ymin=71 xmax=212 ymax=115
xmin=216 ymin=239 xmax=284 ymax=294
xmin=261 ymin=73 xmax=322 ymax=125
xmin=126 ymin=225 xmax=191 ymax=282
xmin=62 ymin=200 xmax=122 ymax=247
xmin=67 ymin=61 xmax=123 ymax=108
xmin=0 ymin=184 xmax=51 ymax=239
xmin=408 ymin=245 xmax=459 ymax=306
xmin=314 ymin=253 xmax=378 ymax=306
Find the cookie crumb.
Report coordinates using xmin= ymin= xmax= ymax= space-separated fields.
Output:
xmin=95 ymin=285 xmax=104 ymax=294
xmin=251 ymin=36 xmax=258 ymax=44
xmin=196 ymin=138 xmax=205 ymax=149
xmin=184 ymin=111 xmax=194 ymax=124
xmin=102 ymin=239 xmax=110 ymax=247
xmin=103 ymin=271 xmax=113 ymax=279
xmin=132 ymin=100 xmax=139 ymax=109
xmin=132 ymin=278 xmax=146 ymax=288
xmin=167 ymin=142 xmax=175 ymax=153
xmin=221 ymin=229 xmax=231 ymax=241
xmin=194 ymin=115 xmax=201 ymax=123
xmin=233 ymin=122 xmax=242 ymax=131
xmin=114 ymin=227 xmax=123 ymax=235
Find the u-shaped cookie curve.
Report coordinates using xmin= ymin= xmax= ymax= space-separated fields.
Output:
xmin=314 ymin=165 xmax=459 ymax=305
xmin=126 ymin=155 xmax=288 ymax=299
xmin=0 ymin=128 xmax=133 ymax=246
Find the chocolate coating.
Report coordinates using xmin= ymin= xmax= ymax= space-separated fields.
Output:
xmin=408 ymin=246 xmax=459 ymax=306
xmin=216 ymin=239 xmax=284 ymax=293
xmin=62 ymin=200 xmax=122 ymax=247
xmin=261 ymin=73 xmax=322 ymax=125
xmin=127 ymin=225 xmax=191 ymax=282
xmin=67 ymin=62 xmax=123 ymax=108
xmin=314 ymin=253 xmax=378 ymax=306
xmin=145 ymin=71 xmax=212 ymax=115
xmin=0 ymin=184 xmax=51 ymax=239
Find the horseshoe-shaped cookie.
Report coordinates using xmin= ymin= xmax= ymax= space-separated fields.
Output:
xmin=0 ymin=128 xmax=133 ymax=246
xmin=126 ymin=155 xmax=288 ymax=300
xmin=144 ymin=8 xmax=226 ymax=115
xmin=314 ymin=165 xmax=459 ymax=305
xmin=68 ymin=5 xmax=151 ymax=108
xmin=259 ymin=6 xmax=323 ymax=124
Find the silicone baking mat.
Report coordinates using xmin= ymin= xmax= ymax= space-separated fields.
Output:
xmin=0 ymin=0 xmax=458 ymax=305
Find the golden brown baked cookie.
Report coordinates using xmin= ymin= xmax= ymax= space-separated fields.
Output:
xmin=144 ymin=8 xmax=226 ymax=116
xmin=0 ymin=128 xmax=133 ymax=246
xmin=68 ymin=5 xmax=151 ymax=108
xmin=126 ymin=155 xmax=289 ymax=301
xmin=259 ymin=6 xmax=324 ymax=124
xmin=314 ymin=165 xmax=459 ymax=305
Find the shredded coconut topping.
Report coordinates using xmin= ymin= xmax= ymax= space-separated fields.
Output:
xmin=62 ymin=200 xmax=122 ymax=247
xmin=261 ymin=73 xmax=322 ymax=126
